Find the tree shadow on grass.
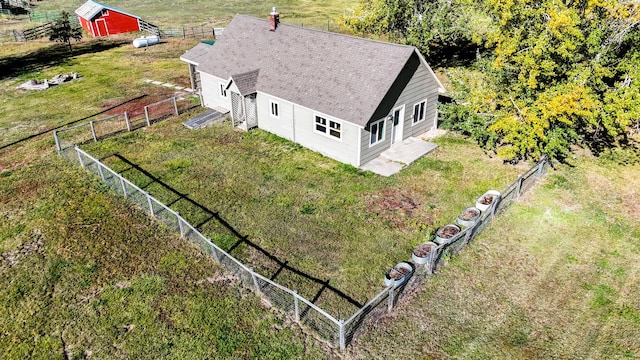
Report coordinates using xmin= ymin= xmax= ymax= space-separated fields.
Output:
xmin=0 ymin=39 xmax=130 ymax=79
xmin=101 ymin=153 xmax=364 ymax=315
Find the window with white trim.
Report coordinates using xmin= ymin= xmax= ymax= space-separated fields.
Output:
xmin=219 ymin=83 xmax=228 ymax=98
xmin=315 ymin=115 xmax=341 ymax=139
xmin=413 ymin=100 xmax=426 ymax=124
xmin=370 ymin=118 xmax=385 ymax=145
xmin=270 ymin=100 xmax=279 ymax=118
xmin=101 ymin=9 xmax=109 ymax=16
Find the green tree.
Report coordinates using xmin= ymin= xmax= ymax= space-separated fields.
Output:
xmin=49 ymin=11 xmax=83 ymax=51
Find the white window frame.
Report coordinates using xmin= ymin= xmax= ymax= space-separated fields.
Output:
xmin=413 ymin=99 xmax=427 ymax=124
xmin=314 ymin=115 xmax=342 ymax=140
xmin=101 ymin=9 xmax=109 ymax=16
xmin=269 ymin=100 xmax=279 ymax=118
xmin=219 ymin=82 xmax=228 ymax=99
xmin=369 ymin=118 xmax=386 ymax=146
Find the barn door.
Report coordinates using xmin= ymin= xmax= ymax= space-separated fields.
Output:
xmin=231 ymin=91 xmax=245 ymax=129
xmin=95 ymin=19 xmax=108 ymax=37
xmin=245 ymin=94 xmax=257 ymax=129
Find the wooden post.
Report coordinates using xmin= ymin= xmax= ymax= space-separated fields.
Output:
xmin=387 ymin=287 xmax=394 ymax=312
xmin=144 ymin=106 xmax=150 ymax=126
xmin=515 ymin=174 xmax=523 ymax=199
xmin=124 ymin=111 xmax=131 ymax=131
xmin=120 ymin=175 xmax=127 ymax=198
xmin=294 ymin=290 xmax=300 ymax=322
xmin=209 ymin=240 xmax=220 ymax=261
xmin=90 ymin=121 xmax=97 ymax=142
xmin=96 ymin=162 xmax=105 ymax=181
xmin=250 ymin=268 xmax=261 ymax=292
xmin=173 ymin=97 xmax=179 ymax=115
xmin=76 ymin=147 xmax=85 ymax=168
xmin=146 ymin=192 xmax=154 ymax=216
xmin=339 ymin=320 xmax=346 ymax=350
xmin=177 ymin=214 xmax=185 ymax=237
xmin=53 ymin=130 xmax=61 ymax=152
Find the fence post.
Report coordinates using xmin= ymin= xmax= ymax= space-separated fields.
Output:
xmin=209 ymin=240 xmax=220 ymax=261
xmin=96 ymin=162 xmax=105 ymax=181
xmin=173 ymin=97 xmax=179 ymax=115
xmin=339 ymin=319 xmax=346 ymax=351
xmin=387 ymin=287 xmax=394 ymax=312
xmin=76 ymin=147 xmax=85 ymax=167
xmin=124 ymin=111 xmax=131 ymax=131
xmin=250 ymin=268 xmax=261 ymax=292
xmin=515 ymin=174 xmax=523 ymax=199
xmin=537 ymin=158 xmax=545 ymax=177
xmin=146 ymin=192 xmax=154 ymax=216
xmin=53 ymin=130 xmax=61 ymax=152
xmin=177 ymin=214 xmax=185 ymax=237
xmin=294 ymin=290 xmax=300 ymax=322
xmin=89 ymin=120 xmax=97 ymax=142
xmin=144 ymin=106 xmax=151 ymax=126
xmin=119 ymin=174 xmax=127 ymax=197
xmin=182 ymin=26 xmax=185 ymax=39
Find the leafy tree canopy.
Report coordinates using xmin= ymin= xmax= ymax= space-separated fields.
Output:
xmin=342 ymin=0 xmax=640 ymax=163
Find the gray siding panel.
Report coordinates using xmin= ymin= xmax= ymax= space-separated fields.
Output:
xmin=359 ymin=57 xmax=440 ymax=166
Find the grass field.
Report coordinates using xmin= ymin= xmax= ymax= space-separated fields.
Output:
xmin=21 ymin=0 xmax=357 ymax=28
xmin=1 ymin=3 xmax=639 ymax=357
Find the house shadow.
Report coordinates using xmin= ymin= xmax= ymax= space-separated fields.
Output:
xmin=102 ymin=153 xmax=364 ymax=315
xmin=0 ymin=39 xmax=129 ymax=79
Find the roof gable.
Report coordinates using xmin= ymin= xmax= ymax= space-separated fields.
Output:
xmin=193 ymin=15 xmax=437 ymax=127
xmin=75 ymin=0 xmax=140 ymax=20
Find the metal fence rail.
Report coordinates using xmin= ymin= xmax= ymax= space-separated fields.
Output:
xmin=54 ymin=108 xmax=549 ymax=350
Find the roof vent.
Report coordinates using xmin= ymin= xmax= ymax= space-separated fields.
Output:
xmin=269 ymin=6 xmax=280 ymax=31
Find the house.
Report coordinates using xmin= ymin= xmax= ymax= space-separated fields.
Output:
xmin=181 ymin=10 xmax=445 ymax=169
xmin=75 ymin=0 xmax=143 ymax=37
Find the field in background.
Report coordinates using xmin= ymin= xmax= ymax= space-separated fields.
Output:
xmin=20 ymin=0 xmax=357 ymax=27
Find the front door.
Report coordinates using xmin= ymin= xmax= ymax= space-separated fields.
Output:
xmin=391 ymin=105 xmax=404 ymax=145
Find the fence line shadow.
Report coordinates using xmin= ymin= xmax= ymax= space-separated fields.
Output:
xmin=103 ymin=153 xmax=363 ymax=311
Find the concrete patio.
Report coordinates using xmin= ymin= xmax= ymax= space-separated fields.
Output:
xmin=360 ymin=136 xmax=439 ymax=176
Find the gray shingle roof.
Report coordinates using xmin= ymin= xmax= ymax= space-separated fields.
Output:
xmin=194 ymin=15 xmax=423 ymax=127
xmin=75 ymin=0 xmax=139 ymax=20
xmin=230 ymin=69 xmax=260 ymax=96
xmin=180 ymin=43 xmax=213 ymax=65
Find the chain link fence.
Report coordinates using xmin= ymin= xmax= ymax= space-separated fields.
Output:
xmin=54 ymin=109 xmax=549 ymax=349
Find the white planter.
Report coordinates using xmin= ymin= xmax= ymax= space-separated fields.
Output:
xmin=412 ymin=242 xmax=438 ymax=265
xmin=434 ymin=224 xmax=461 ymax=245
xmin=475 ymin=190 xmax=501 ymax=212
xmin=456 ymin=207 xmax=481 ymax=228
xmin=384 ymin=261 xmax=413 ymax=288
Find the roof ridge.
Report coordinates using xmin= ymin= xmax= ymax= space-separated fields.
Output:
xmin=233 ymin=14 xmax=417 ymax=51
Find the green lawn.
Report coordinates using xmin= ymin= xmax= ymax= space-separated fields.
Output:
xmin=348 ymin=156 xmax=640 ymax=358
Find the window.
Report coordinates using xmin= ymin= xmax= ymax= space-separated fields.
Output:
xmin=413 ymin=100 xmax=426 ymax=124
xmin=315 ymin=115 xmax=341 ymax=139
xmin=219 ymin=83 xmax=227 ymax=98
xmin=370 ymin=118 xmax=385 ymax=145
xmin=270 ymin=100 xmax=279 ymax=118
xmin=101 ymin=9 xmax=109 ymax=16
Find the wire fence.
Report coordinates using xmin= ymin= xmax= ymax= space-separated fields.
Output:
xmin=54 ymin=107 xmax=549 ymax=349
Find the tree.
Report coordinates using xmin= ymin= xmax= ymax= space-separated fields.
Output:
xmin=49 ymin=11 xmax=83 ymax=51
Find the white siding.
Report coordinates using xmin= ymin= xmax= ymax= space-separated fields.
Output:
xmin=199 ymin=72 xmax=231 ymax=110
xmin=256 ymin=93 xmax=294 ymax=140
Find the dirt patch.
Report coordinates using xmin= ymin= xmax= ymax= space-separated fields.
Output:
xmin=0 ymin=229 xmax=43 ymax=268
xmin=100 ymin=86 xmax=183 ymax=117
xmin=367 ymin=188 xmax=429 ymax=229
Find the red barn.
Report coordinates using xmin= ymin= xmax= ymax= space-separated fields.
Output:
xmin=75 ymin=0 xmax=142 ymax=37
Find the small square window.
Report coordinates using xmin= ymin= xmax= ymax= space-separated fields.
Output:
xmin=413 ymin=100 xmax=427 ymax=124
xmin=219 ymin=83 xmax=228 ymax=98
xmin=270 ymin=101 xmax=279 ymax=118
